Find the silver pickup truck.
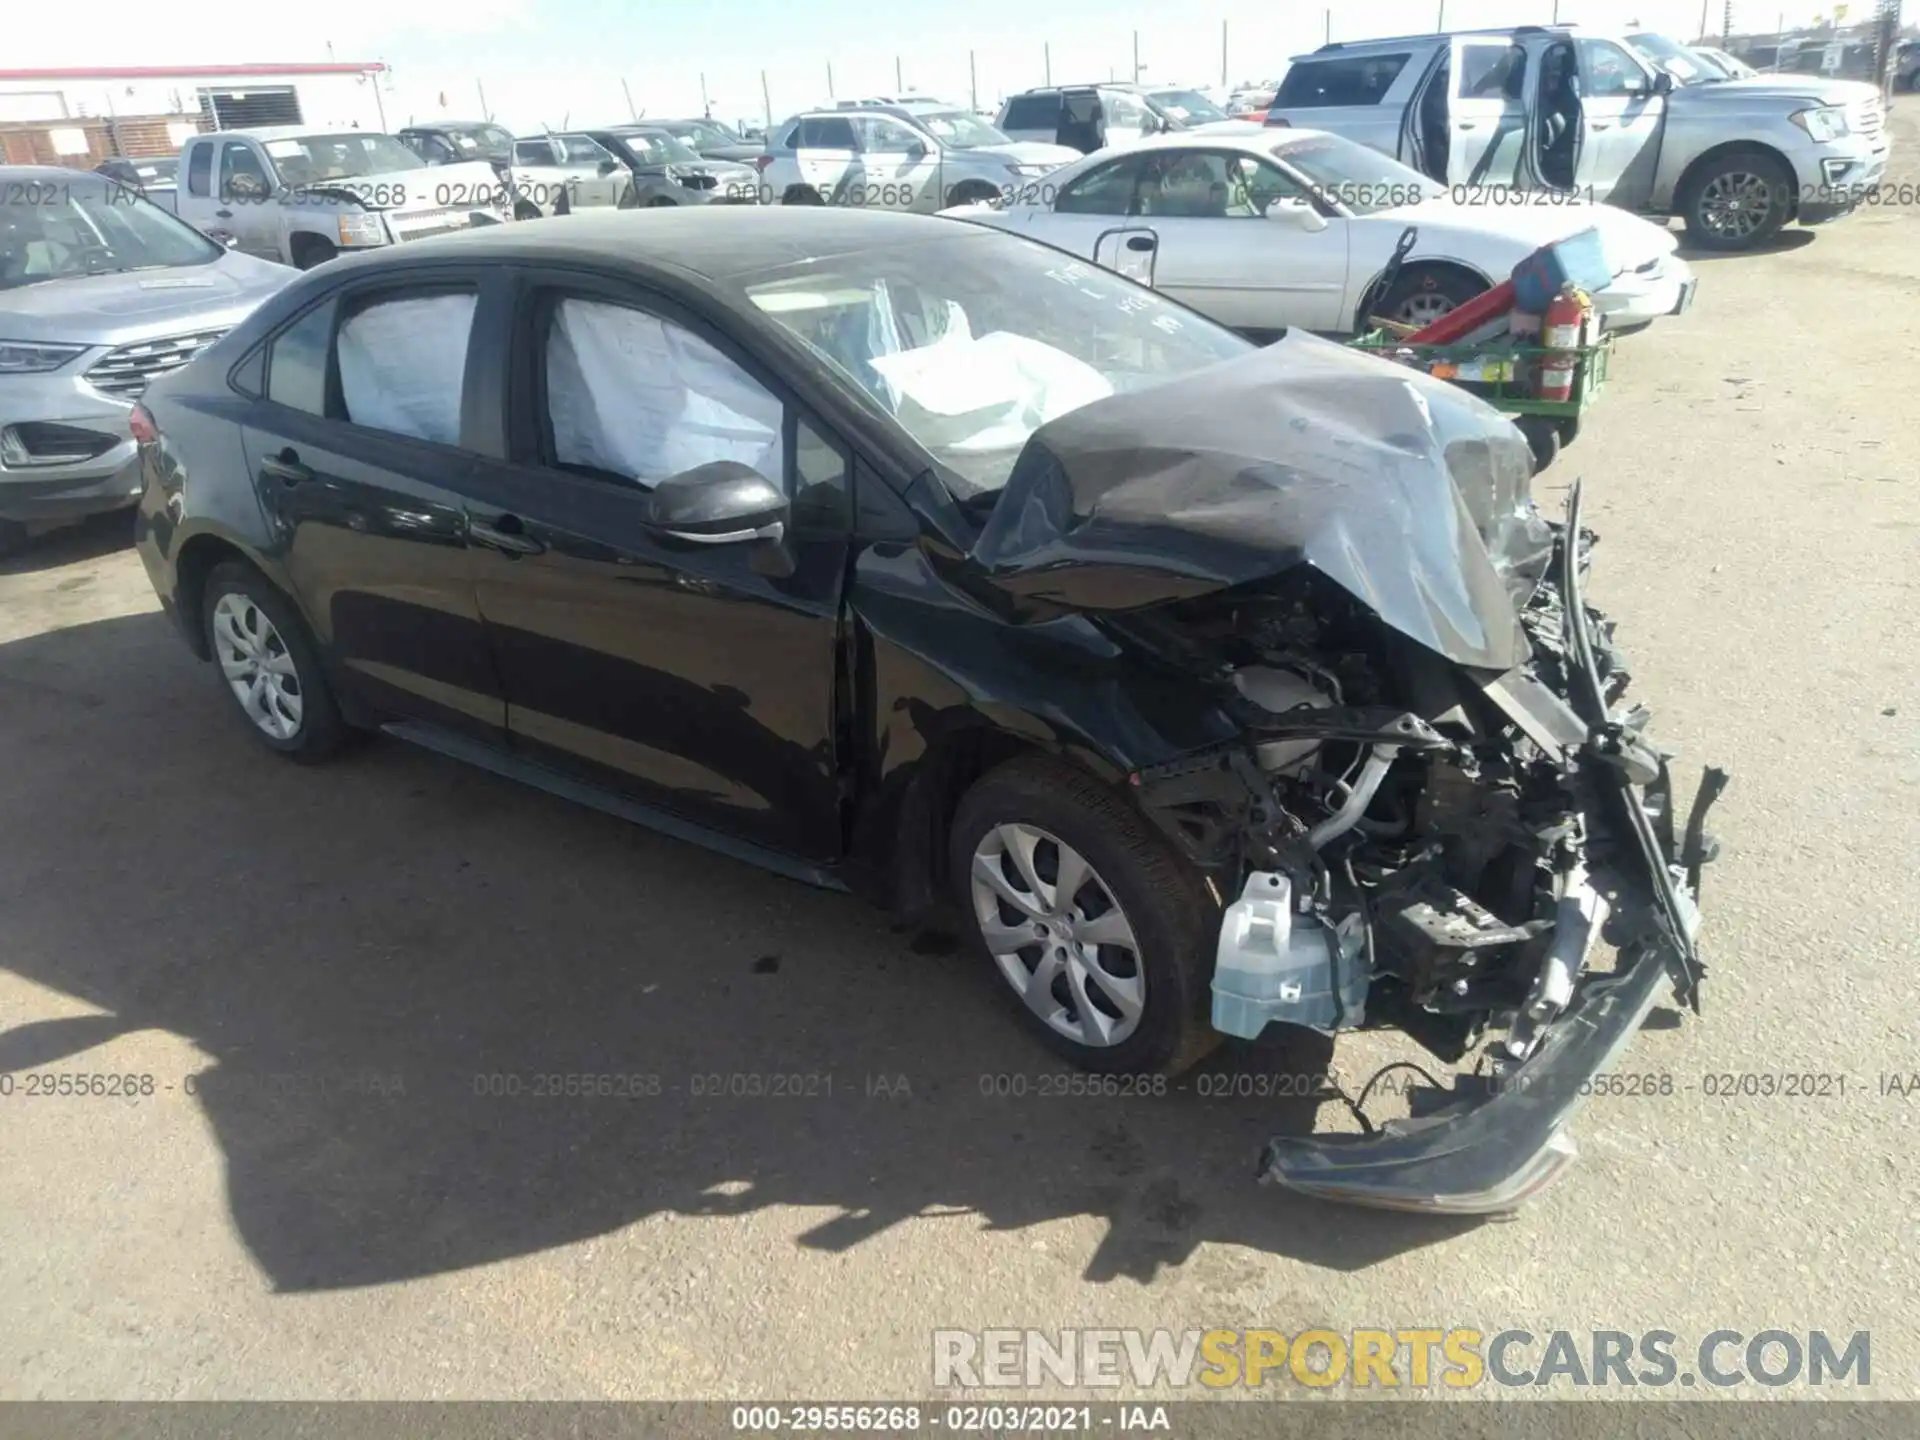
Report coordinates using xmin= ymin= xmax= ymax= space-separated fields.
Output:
xmin=173 ymin=127 xmax=508 ymax=269
xmin=1267 ymin=25 xmax=1889 ymax=251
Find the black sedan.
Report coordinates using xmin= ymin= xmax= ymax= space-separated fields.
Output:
xmin=130 ymin=209 xmax=1721 ymax=1214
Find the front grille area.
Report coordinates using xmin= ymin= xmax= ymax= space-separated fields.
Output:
xmin=82 ymin=329 xmax=228 ymax=400
xmin=1852 ymin=98 xmax=1884 ymax=142
xmin=389 ymin=207 xmax=478 ymax=240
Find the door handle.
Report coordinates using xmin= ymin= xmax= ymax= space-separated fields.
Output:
xmin=1590 ymin=121 xmax=1612 ymax=130
xmin=215 ymin=208 xmax=234 ymax=219
xmin=260 ymin=447 xmax=312 ymax=484
xmin=469 ymin=513 xmax=546 ymax=556
xmin=1457 ymin=122 xmax=1479 ymax=131
xmin=1125 ymin=235 xmax=1157 ymax=251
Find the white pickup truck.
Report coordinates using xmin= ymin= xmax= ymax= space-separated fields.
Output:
xmin=173 ymin=126 xmax=508 ymax=269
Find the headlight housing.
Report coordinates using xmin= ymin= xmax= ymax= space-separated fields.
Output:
xmin=336 ymin=211 xmax=389 ymax=247
xmin=1790 ymin=105 xmax=1849 ymax=142
xmin=0 ymin=340 xmax=88 ymax=375
xmin=1005 ymin=163 xmax=1057 ymax=177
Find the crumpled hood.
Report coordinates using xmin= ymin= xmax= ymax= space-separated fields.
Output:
xmin=967 ymin=331 xmax=1551 ymax=670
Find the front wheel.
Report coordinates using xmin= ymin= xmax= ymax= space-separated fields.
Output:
xmin=1372 ymin=266 xmax=1488 ymax=329
xmin=1680 ymin=150 xmax=1791 ymax=251
xmin=949 ymin=755 xmax=1218 ymax=1075
xmin=201 ymin=562 xmax=349 ymax=762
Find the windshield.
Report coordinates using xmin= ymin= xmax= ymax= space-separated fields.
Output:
xmin=2 ymin=177 xmax=222 ymax=291
xmin=741 ymin=232 xmax=1250 ymax=500
xmin=447 ymin=124 xmax=515 ymax=154
xmin=1269 ymin=133 xmax=1437 ymax=213
xmin=1148 ymin=89 xmax=1230 ymax=124
xmin=663 ymin=120 xmax=740 ymax=149
xmin=622 ymin=130 xmax=705 ymax=165
xmin=915 ymin=110 xmax=1011 ymax=148
xmin=264 ymin=132 xmax=428 ymax=183
xmin=1626 ymin=33 xmax=1731 ymax=83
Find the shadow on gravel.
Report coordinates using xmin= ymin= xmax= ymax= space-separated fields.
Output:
xmin=0 ymin=610 xmax=1479 ymax=1294
xmin=0 ymin=509 xmax=137 ymax=579
xmin=1675 ymin=229 xmax=1818 ymax=264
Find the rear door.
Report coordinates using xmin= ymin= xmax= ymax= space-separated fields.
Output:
xmin=458 ymin=270 xmax=854 ymax=861
xmin=1447 ymin=38 xmax=1530 ymax=187
xmin=997 ymin=92 xmax=1062 ymax=145
xmin=850 ymin=115 xmax=942 ymax=211
xmin=239 ymin=269 xmax=505 ymax=741
xmin=1573 ymin=37 xmax=1665 ymax=206
xmin=794 ymin=115 xmax=858 ymax=201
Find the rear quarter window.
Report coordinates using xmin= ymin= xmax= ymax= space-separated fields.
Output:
xmin=1274 ymin=53 xmax=1413 ymax=107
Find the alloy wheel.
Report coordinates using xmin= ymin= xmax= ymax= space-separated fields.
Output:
xmin=1393 ymin=290 xmax=1457 ymax=326
xmin=969 ymin=823 xmax=1145 ymax=1048
xmin=1698 ymin=170 xmax=1775 ymax=241
xmin=211 ymin=592 xmax=304 ymax=740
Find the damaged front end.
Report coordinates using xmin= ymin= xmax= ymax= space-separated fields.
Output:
xmin=1121 ymin=487 xmax=1725 ymax=1213
xmin=969 ymin=336 xmax=1726 ymax=1213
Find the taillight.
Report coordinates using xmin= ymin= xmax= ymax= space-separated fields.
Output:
xmin=753 ymin=155 xmax=774 ymax=173
xmin=1268 ymin=115 xmax=1291 ymax=127
xmin=129 ymin=402 xmax=158 ymax=445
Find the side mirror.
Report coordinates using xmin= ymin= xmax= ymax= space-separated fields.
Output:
xmin=905 ymin=141 xmax=929 ymax=160
xmin=1268 ymin=198 xmax=1329 ymax=232
xmin=597 ymin=158 xmax=620 ymax=175
xmin=645 ymin=462 xmax=788 ymax=544
xmin=1653 ymin=71 xmax=1676 ymax=95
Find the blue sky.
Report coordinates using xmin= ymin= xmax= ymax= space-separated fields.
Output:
xmin=13 ymin=0 xmax=1839 ymax=133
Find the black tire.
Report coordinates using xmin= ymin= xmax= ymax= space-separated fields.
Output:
xmin=647 ymin=195 xmax=677 ymax=208
xmin=949 ymin=754 xmax=1219 ymax=1076
xmin=1679 ymin=148 xmax=1792 ymax=252
xmin=782 ymin=184 xmax=824 ymax=206
xmin=945 ymin=181 xmax=1001 ymax=207
xmin=1515 ymin=415 xmax=1562 ymax=474
xmin=1371 ymin=265 xmax=1488 ymax=329
xmin=0 ymin=518 xmax=28 ymax=560
xmin=291 ymin=236 xmax=337 ymax=271
xmin=514 ymin=200 xmax=542 ymax=221
xmin=552 ymin=190 xmax=571 ymax=217
xmin=200 ymin=561 xmax=349 ymax=763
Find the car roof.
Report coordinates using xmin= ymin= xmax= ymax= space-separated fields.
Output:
xmin=348 ymin=206 xmax=994 ymax=284
xmin=215 ymin=124 xmax=396 ymax=141
xmin=404 ymin=120 xmax=498 ymax=132
xmin=0 ymin=163 xmax=96 ymax=182
xmin=1288 ymin=23 xmax=1587 ymax=61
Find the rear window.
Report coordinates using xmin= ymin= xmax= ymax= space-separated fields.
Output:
xmin=1273 ymin=53 xmax=1412 ymax=107
xmin=1001 ymin=93 xmax=1060 ymax=129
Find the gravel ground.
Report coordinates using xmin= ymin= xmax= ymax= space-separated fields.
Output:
xmin=2 ymin=118 xmax=1916 ymax=1404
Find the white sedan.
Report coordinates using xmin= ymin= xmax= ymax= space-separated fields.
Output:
xmin=943 ymin=129 xmax=1695 ymax=335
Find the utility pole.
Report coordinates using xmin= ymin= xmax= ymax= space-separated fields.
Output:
xmin=1696 ymin=0 xmax=1709 ymax=39
xmin=1133 ymin=30 xmax=1141 ymax=82
xmin=761 ymin=70 xmax=772 ymax=129
xmin=1324 ymin=10 xmax=1332 ymax=43
xmin=476 ymin=79 xmax=489 ymax=121
xmin=700 ymin=73 xmax=711 ymax=118
xmin=1723 ymin=0 xmax=1733 ymax=41
xmin=621 ymin=78 xmax=637 ymax=121
xmin=970 ymin=51 xmax=978 ymax=111
xmin=1221 ymin=20 xmax=1228 ymax=86
xmin=896 ymin=56 xmax=903 ymax=92
xmin=827 ymin=61 xmax=835 ymax=99
xmin=1044 ymin=43 xmax=1052 ymax=85
xmin=1437 ymin=0 xmax=1445 ymax=28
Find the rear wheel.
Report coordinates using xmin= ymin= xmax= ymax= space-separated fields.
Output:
xmin=201 ymin=562 xmax=349 ymax=762
xmin=950 ymin=755 xmax=1218 ymax=1075
xmin=945 ymin=180 xmax=1001 ymax=207
xmin=514 ymin=200 xmax=542 ymax=220
xmin=1680 ymin=149 xmax=1791 ymax=251
xmin=782 ymin=184 xmax=825 ymax=206
xmin=1372 ymin=265 xmax=1488 ymax=329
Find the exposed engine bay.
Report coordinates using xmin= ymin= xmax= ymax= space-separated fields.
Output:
xmin=1115 ymin=514 xmax=1725 ymax=1087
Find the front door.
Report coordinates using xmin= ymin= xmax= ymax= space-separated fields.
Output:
xmin=849 ymin=116 xmax=943 ymax=211
xmin=1447 ymin=38 xmax=1530 ymax=188
xmin=794 ymin=115 xmax=859 ymax=202
xmin=240 ymin=275 xmax=505 ymax=740
xmin=460 ymin=273 xmax=852 ymax=861
xmin=214 ymin=139 xmax=283 ymax=260
xmin=1572 ymin=37 xmax=1665 ymax=206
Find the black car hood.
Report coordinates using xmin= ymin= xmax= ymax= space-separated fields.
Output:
xmin=966 ymin=331 xmax=1552 ymax=670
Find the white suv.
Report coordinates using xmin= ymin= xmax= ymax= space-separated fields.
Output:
xmin=759 ymin=107 xmax=1076 ymax=210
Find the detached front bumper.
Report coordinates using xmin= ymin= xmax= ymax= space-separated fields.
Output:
xmin=1258 ymin=484 xmax=1726 ymax=1214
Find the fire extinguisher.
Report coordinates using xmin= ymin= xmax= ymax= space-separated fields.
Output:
xmin=1537 ymin=285 xmax=1588 ymax=403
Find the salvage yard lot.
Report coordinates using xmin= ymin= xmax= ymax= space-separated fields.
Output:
xmin=2 ymin=115 xmax=1917 ymax=1401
